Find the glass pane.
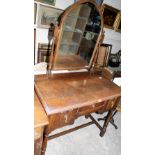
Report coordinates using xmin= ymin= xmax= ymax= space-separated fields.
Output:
xmin=55 ymin=3 xmax=101 ymax=69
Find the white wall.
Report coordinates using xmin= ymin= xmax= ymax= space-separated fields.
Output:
xmin=104 ymin=0 xmax=121 ymax=10
xmin=34 ymin=0 xmax=121 ymax=63
xmin=55 ymin=0 xmax=75 ymax=9
xmin=34 ymin=0 xmax=74 ymax=63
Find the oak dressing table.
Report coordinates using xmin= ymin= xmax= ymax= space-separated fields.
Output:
xmin=34 ymin=1 xmax=121 ymax=155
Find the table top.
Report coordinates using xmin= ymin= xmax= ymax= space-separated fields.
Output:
xmin=34 ymin=91 xmax=49 ymax=129
xmin=35 ymin=72 xmax=121 ymax=116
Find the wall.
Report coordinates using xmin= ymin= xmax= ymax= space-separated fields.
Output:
xmin=34 ymin=0 xmax=121 ymax=64
xmin=103 ymin=0 xmax=121 ymax=54
xmin=34 ymin=0 xmax=75 ymax=63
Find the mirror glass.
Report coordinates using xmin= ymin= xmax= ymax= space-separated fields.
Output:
xmin=54 ymin=3 xmax=101 ymax=70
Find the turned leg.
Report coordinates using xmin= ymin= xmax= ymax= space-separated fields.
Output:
xmin=100 ymin=110 xmax=113 ymax=137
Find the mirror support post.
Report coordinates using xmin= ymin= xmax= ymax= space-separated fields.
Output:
xmin=47 ymin=23 xmax=60 ymax=72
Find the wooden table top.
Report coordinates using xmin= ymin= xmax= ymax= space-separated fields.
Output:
xmin=34 ymin=91 xmax=49 ymax=129
xmin=35 ymin=72 xmax=121 ymax=116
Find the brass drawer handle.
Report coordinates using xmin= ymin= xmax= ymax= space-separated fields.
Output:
xmin=111 ymin=101 xmax=114 ymax=108
xmin=64 ymin=114 xmax=68 ymax=123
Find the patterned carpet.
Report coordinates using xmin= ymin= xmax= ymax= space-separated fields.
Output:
xmin=46 ymin=112 xmax=121 ymax=155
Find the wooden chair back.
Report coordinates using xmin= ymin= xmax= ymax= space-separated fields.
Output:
xmin=96 ymin=43 xmax=112 ymax=68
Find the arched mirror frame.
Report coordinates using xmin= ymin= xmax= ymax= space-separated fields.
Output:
xmin=48 ymin=0 xmax=104 ymax=71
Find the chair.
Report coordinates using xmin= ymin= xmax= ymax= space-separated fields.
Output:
xmin=93 ymin=43 xmax=112 ymax=76
xmin=102 ymin=67 xmax=114 ymax=81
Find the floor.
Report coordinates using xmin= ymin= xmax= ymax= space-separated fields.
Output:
xmin=46 ymin=112 xmax=121 ymax=155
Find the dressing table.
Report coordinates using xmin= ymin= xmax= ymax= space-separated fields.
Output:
xmin=34 ymin=1 xmax=121 ymax=155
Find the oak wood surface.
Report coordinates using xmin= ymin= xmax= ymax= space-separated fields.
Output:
xmin=35 ymin=72 xmax=121 ymax=155
xmin=34 ymin=92 xmax=49 ymax=129
xmin=34 ymin=127 xmax=42 ymax=142
xmin=34 ymin=127 xmax=44 ymax=155
xmin=35 ymin=72 xmax=120 ymax=116
xmin=34 ymin=92 xmax=49 ymax=155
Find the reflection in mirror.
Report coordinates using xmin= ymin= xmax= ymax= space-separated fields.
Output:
xmin=55 ymin=3 xmax=101 ymax=70
xmin=95 ymin=0 xmax=103 ymax=5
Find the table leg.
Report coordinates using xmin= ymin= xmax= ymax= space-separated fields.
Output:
xmin=100 ymin=110 xmax=113 ymax=137
xmin=41 ymin=125 xmax=51 ymax=155
xmin=98 ymin=110 xmax=118 ymax=129
xmin=41 ymin=134 xmax=48 ymax=155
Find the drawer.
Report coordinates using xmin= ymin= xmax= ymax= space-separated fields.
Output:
xmin=49 ymin=109 xmax=78 ymax=130
xmin=59 ymin=109 xmax=78 ymax=126
xmin=78 ymin=100 xmax=108 ymax=116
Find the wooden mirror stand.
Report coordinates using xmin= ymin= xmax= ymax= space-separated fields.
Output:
xmin=47 ymin=0 xmax=105 ymax=72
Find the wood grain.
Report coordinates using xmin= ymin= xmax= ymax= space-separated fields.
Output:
xmin=35 ymin=72 xmax=120 ymax=116
xmin=34 ymin=91 xmax=49 ymax=155
xmin=34 ymin=92 xmax=49 ymax=128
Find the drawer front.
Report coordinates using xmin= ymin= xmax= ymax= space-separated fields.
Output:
xmin=78 ymin=100 xmax=108 ymax=116
xmin=49 ymin=109 xmax=78 ymax=130
xmin=48 ymin=97 xmax=120 ymax=131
